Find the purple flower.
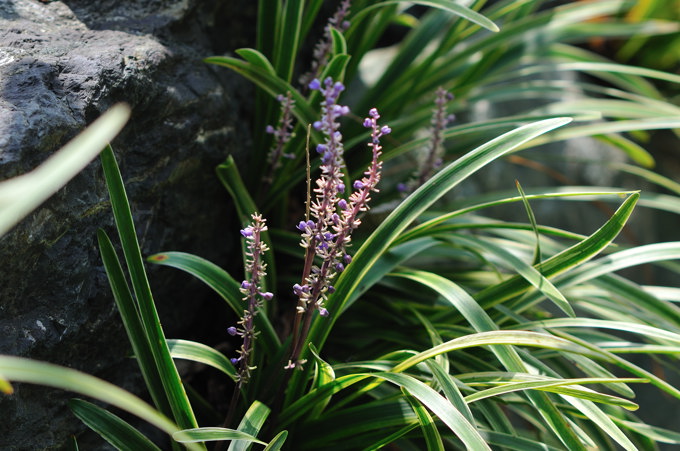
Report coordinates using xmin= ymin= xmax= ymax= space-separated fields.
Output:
xmin=319 ymin=307 xmax=329 ymax=317
xmin=230 ymin=357 xmax=240 ymax=365
xmin=353 ymin=180 xmax=365 ymax=190
xmin=338 ymin=199 xmax=347 ymax=210
xmin=241 ymin=280 xmax=251 ymax=289
xmin=309 ymin=79 xmax=321 ymax=90
xmin=261 ymin=292 xmax=274 ymax=301
xmin=240 ymin=227 xmax=253 ymax=237
xmin=227 ymin=326 xmax=238 ymax=336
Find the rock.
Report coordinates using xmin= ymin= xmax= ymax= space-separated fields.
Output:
xmin=0 ymin=0 xmax=254 ymax=448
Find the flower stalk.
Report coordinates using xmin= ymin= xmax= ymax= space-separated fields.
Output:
xmin=286 ymin=78 xmax=390 ymax=370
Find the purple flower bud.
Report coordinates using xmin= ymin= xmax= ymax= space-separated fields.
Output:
xmin=324 ymin=77 xmax=333 ymax=87
xmin=265 ymin=125 xmax=275 ymax=134
xmin=335 ymin=262 xmax=344 ymax=272
xmin=344 ymin=254 xmax=352 ymax=264
xmin=297 ymin=220 xmax=308 ymax=231
xmin=331 ymin=213 xmax=340 ymax=225
xmin=380 ymin=126 xmax=392 ymax=135
xmin=338 ymin=199 xmax=348 ymax=210
xmin=363 ymin=118 xmax=372 ymax=128
xmin=261 ymin=291 xmax=274 ymax=301
xmin=227 ymin=326 xmax=237 ymax=336
xmin=324 ymin=232 xmax=334 ymax=241
xmin=369 ymin=108 xmax=379 ymax=118
xmin=293 ymin=283 xmax=304 ymax=295
xmin=339 ymin=105 xmax=350 ymax=116
xmin=353 ymin=180 xmax=365 ymax=190
xmin=230 ymin=357 xmax=240 ymax=365
xmin=276 ymin=94 xmax=286 ymax=102
xmin=319 ymin=307 xmax=329 ymax=317
xmin=240 ymin=227 xmax=253 ymax=237
xmin=333 ymin=131 xmax=342 ymax=140
xmin=333 ymin=81 xmax=345 ymax=93
xmin=337 ymin=183 xmax=345 ymax=193
xmin=316 ymin=144 xmax=327 ymax=154
xmin=307 ymin=220 xmax=316 ymax=228
xmin=241 ymin=280 xmax=251 ymax=289
xmin=309 ymin=79 xmax=321 ymax=90
xmin=327 ymin=285 xmax=335 ymax=293
xmin=313 ymin=121 xmax=323 ymax=130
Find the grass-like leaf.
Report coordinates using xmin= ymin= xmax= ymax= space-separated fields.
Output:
xmin=69 ymin=399 xmax=163 ymax=451
xmin=148 ymin=251 xmax=280 ymax=353
xmin=228 ymin=401 xmax=270 ymax=451
xmin=0 ymin=356 xmax=202 ymax=450
xmin=0 ymin=104 xmax=130 ymax=237
xmin=101 ymin=146 xmax=199 ymax=432
xmin=167 ymin=339 xmax=237 ymax=381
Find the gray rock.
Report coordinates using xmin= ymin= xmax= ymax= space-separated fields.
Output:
xmin=0 ymin=0 xmax=254 ymax=448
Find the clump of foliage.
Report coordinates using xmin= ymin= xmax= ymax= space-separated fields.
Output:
xmin=3 ymin=0 xmax=680 ymax=450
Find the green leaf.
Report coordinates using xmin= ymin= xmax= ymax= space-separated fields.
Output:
xmin=447 ymin=234 xmax=575 ymax=317
xmin=101 ymin=146 xmax=199 ymax=432
xmin=147 ymin=251 xmax=279 ymax=353
xmin=167 ymin=339 xmax=236 ymax=381
xmin=350 ymin=0 xmax=499 ymax=33
xmin=464 ymin=377 xmax=644 ymax=410
xmin=391 ymin=331 xmax=604 ymax=374
xmin=0 ymin=104 xmax=130 ymax=237
xmin=273 ymin=0 xmax=303 ymax=82
xmin=69 ymin=399 xmax=163 ymax=451
xmin=263 ymin=430 xmax=289 ymax=451
xmin=228 ymin=401 xmax=270 ymax=451
xmin=425 ymin=360 xmax=473 ymax=423
xmin=476 ymin=192 xmax=640 ymax=311
xmin=516 ymin=180 xmax=542 ymax=265
xmin=309 ymin=343 xmax=336 ymax=418
xmin=376 ymin=373 xmax=491 ymax=450
xmin=173 ymin=428 xmax=266 ymax=445
xmin=98 ymin=230 xmax=174 ymax=420
xmin=0 ymin=356 xmax=201 ymax=450
xmin=402 ymin=387 xmax=444 ymax=451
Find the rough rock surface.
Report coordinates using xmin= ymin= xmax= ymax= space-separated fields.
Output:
xmin=0 ymin=0 xmax=255 ymax=448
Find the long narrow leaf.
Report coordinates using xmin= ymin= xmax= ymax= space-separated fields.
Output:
xmin=101 ymin=146 xmax=199 ymax=431
xmin=69 ymin=399 xmax=163 ymax=451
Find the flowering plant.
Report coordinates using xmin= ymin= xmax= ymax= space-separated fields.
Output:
xmin=2 ymin=0 xmax=680 ymax=450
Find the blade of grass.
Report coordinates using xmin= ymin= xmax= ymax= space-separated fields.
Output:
xmin=69 ymin=399 xmax=163 ymax=451
xmin=101 ymin=146 xmax=199 ymax=432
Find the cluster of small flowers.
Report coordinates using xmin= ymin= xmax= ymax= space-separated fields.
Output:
xmin=398 ymin=87 xmax=455 ymax=193
xmin=264 ymin=92 xmax=296 ymax=184
xmin=287 ymin=77 xmax=389 ymax=369
xmin=299 ymin=0 xmax=352 ymax=89
xmin=228 ymin=214 xmax=272 ymax=385
xmin=295 ymin=77 xmax=352 ymax=316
